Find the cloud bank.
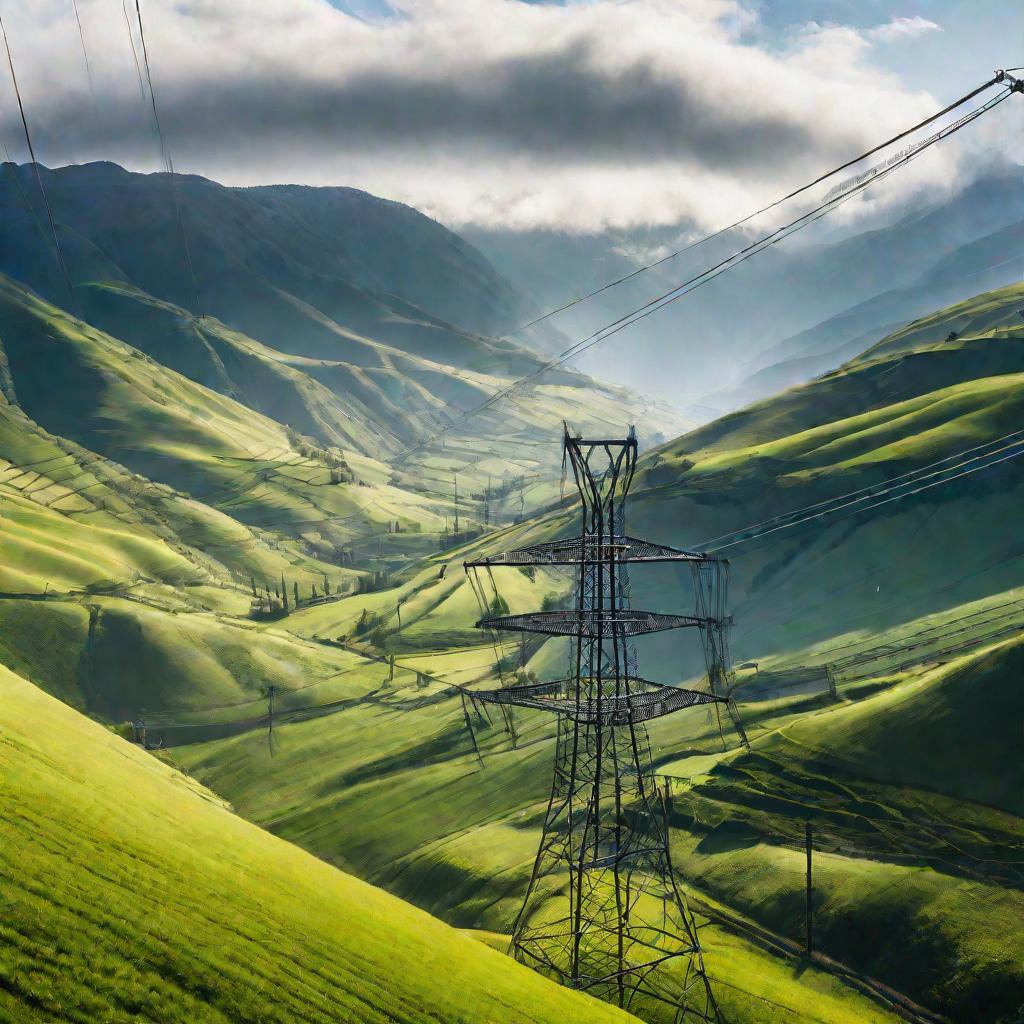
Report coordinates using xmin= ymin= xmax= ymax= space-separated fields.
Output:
xmin=0 ymin=0 xmax=1001 ymax=232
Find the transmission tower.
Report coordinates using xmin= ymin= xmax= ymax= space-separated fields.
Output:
xmin=465 ymin=425 xmax=738 ymax=1022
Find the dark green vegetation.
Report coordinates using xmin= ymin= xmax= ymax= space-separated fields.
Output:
xmin=0 ymin=162 xmax=1022 ymax=1023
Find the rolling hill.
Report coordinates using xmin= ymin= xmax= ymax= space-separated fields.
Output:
xmin=0 ymin=660 xmax=639 ymax=1024
xmin=1 ymin=160 xmax=1022 ymax=1024
xmin=161 ymin=280 xmax=1024 ymax=1023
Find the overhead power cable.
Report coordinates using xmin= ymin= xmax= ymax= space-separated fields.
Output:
xmin=0 ymin=11 xmax=83 ymax=318
xmin=121 ymin=0 xmax=149 ymax=110
xmin=710 ymin=434 xmax=1024 ymax=555
xmin=505 ymin=72 xmax=1009 ymax=340
xmin=131 ymin=0 xmax=200 ymax=313
xmin=697 ymin=427 xmax=1024 ymax=551
xmin=69 ymin=0 xmax=98 ymax=121
xmin=396 ymin=79 xmax=1018 ymax=463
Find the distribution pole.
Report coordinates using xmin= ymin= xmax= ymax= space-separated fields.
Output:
xmin=267 ymin=685 xmax=276 ymax=757
xmin=805 ymin=821 xmax=813 ymax=956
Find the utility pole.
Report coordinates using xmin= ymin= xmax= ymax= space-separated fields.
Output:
xmin=453 ymin=473 xmax=460 ymax=536
xmin=464 ymin=425 xmax=736 ymax=1021
xmin=805 ymin=821 xmax=814 ymax=957
xmin=267 ymin=685 xmax=276 ymax=757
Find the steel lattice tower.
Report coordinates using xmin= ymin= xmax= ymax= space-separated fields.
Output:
xmin=465 ymin=426 xmax=736 ymax=1023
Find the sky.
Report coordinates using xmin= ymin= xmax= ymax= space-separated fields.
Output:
xmin=0 ymin=0 xmax=1021 ymax=233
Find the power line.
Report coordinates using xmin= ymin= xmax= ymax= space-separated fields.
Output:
xmin=131 ymin=0 xmax=200 ymax=314
xmin=0 ymin=11 xmax=83 ymax=319
xmin=698 ymin=427 xmax=1024 ymax=551
xmin=503 ymin=72 xmax=1009 ymax=341
xmin=121 ymin=0 xmax=149 ymax=112
xmin=709 ymin=432 xmax=1024 ymax=554
xmin=396 ymin=80 xmax=1018 ymax=463
xmin=69 ymin=0 xmax=98 ymax=121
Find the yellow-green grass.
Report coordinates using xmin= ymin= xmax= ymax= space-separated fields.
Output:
xmin=0 ymin=592 xmax=385 ymax=724
xmin=0 ymin=489 xmax=197 ymax=594
xmin=173 ymin=629 xmax=1024 ymax=1024
xmin=0 ymin=276 xmax=449 ymax=569
xmin=860 ymin=280 xmax=1024 ymax=362
xmin=0 ymin=663 xmax=640 ymax=1024
xmin=177 ymin=685 xmax=907 ymax=1024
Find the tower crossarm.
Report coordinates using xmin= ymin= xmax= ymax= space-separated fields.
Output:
xmin=469 ymin=677 xmax=726 ymax=724
xmin=476 ymin=609 xmax=715 ymax=638
xmin=465 ymin=535 xmax=718 ymax=568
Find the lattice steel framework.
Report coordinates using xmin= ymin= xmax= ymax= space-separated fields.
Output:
xmin=464 ymin=426 xmax=734 ymax=1022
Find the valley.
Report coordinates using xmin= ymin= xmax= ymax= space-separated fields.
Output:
xmin=1 ymin=156 xmax=1022 ymax=1024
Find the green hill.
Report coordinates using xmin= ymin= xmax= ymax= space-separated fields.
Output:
xmin=665 ymin=635 xmax=1024 ymax=1023
xmin=0 ymin=661 xmax=642 ymax=1024
xmin=621 ymin=280 xmax=1024 ymax=671
xmin=2 ymin=212 xmax=1022 ymax=1024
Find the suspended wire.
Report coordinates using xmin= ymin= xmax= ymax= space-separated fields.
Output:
xmin=503 ymin=72 xmax=1008 ymax=340
xmin=0 ymin=11 xmax=83 ymax=318
xmin=131 ymin=0 xmax=200 ymax=313
xmin=69 ymin=0 xmax=98 ymax=122
xmin=697 ymin=426 xmax=1024 ymax=551
xmin=709 ymin=431 xmax=1024 ymax=554
xmin=396 ymin=84 xmax=1015 ymax=463
xmin=470 ymin=90 xmax=1012 ymax=414
xmin=121 ymin=0 xmax=149 ymax=111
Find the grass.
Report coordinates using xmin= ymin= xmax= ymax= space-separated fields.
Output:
xmin=2 ymin=272 xmax=1023 ymax=1024
xmin=0 ymin=662 xmax=641 ymax=1024
xmin=660 ymin=637 xmax=1024 ymax=1022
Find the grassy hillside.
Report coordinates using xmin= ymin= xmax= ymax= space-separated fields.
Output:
xmin=622 ymin=280 xmax=1024 ymax=671
xmin=0 ymin=661 xmax=642 ymax=1024
xmin=174 ymin=586 xmax=1024 ymax=1022
xmin=159 ymin=281 xmax=1024 ymax=1024
xmin=665 ymin=636 xmax=1024 ymax=1023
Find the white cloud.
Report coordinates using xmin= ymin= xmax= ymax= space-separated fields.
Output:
xmin=868 ymin=15 xmax=943 ymax=43
xmin=0 ymin=0 xmax=989 ymax=232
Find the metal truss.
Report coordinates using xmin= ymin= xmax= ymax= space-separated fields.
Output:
xmin=463 ymin=425 xmax=732 ymax=1023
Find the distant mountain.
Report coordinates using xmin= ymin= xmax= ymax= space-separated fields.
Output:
xmin=0 ymin=162 xmax=673 ymax=480
xmin=714 ymin=211 xmax=1024 ymax=410
xmin=0 ymin=160 xmax=534 ymax=341
xmin=468 ymin=164 xmax=1024 ymax=411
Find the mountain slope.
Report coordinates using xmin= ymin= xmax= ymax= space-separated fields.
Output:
xmin=0 ymin=160 xmax=531 ymax=340
xmin=719 ymin=216 xmax=1024 ymax=411
xmin=667 ymin=636 xmax=1024 ymax=1023
xmin=0 ymin=162 xmax=683 ymax=508
xmin=470 ymin=165 xmax=1024 ymax=408
xmin=0 ymin=272 xmax=461 ymax=572
xmin=0 ymin=661 xmax=638 ymax=1024
xmin=623 ymin=281 xmax=1024 ymax=669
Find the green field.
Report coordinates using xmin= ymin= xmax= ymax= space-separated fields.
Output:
xmin=0 ymin=661 xmax=644 ymax=1024
xmin=0 ymin=252 xmax=1022 ymax=1024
